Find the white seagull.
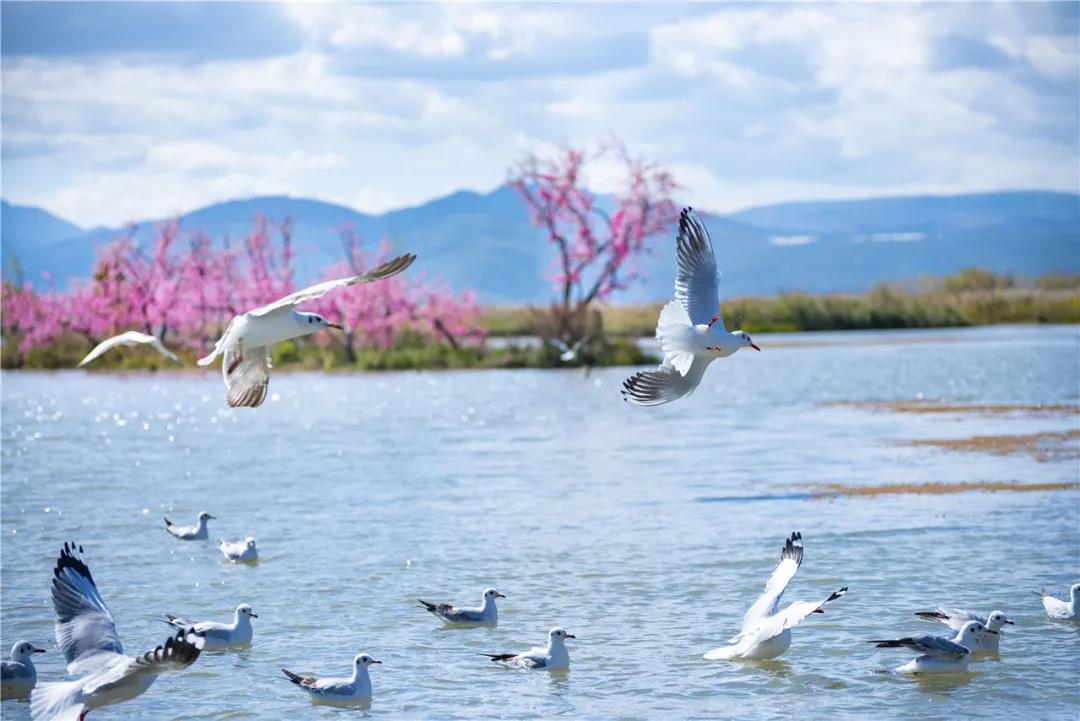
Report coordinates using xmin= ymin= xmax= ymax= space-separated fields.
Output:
xmin=704 ymin=532 xmax=847 ymax=661
xmin=282 ymin=653 xmax=380 ymax=704
xmin=482 ymin=627 xmax=574 ymax=670
xmin=2 ymin=640 xmax=46 ymax=699
xmin=77 ymin=331 xmax=180 ymax=368
xmin=196 ymin=253 xmax=416 ymax=407
xmin=622 ymin=207 xmax=759 ymax=406
xmin=1035 ymin=584 xmax=1079 ymax=621
xmin=30 ymin=542 xmax=205 ymax=721
xmin=418 ymin=588 xmax=504 ymax=626
xmin=163 ymin=512 xmax=215 ymax=541
xmin=551 ymin=337 xmax=586 ymax=363
xmin=163 ymin=604 xmax=257 ymax=651
xmin=870 ymin=620 xmax=994 ymax=674
xmin=218 ymin=537 xmax=258 ymax=563
xmin=914 ymin=608 xmax=1013 ymax=652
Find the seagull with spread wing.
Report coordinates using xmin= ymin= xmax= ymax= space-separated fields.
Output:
xmin=197 ymin=253 xmax=416 ymax=407
xmin=704 ymin=532 xmax=847 ymax=661
xmin=622 ymin=208 xmax=759 ymax=406
xmin=77 ymin=331 xmax=180 ymax=368
xmin=31 ymin=543 xmax=205 ymax=721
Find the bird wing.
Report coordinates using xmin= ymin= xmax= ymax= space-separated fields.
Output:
xmin=737 ymin=532 xmax=804 ymax=634
xmin=197 ymin=316 xmax=239 ymax=367
xmin=440 ymin=606 xmax=485 ymax=623
xmin=621 ymin=357 xmax=711 ymax=407
xmin=148 ymin=338 xmax=181 ymax=363
xmin=248 ymin=253 xmax=416 ymax=317
xmin=734 ymin=587 xmax=848 ymax=652
xmin=50 ymin=543 xmax=125 ymax=673
xmin=916 ymin=608 xmax=984 ymax=631
xmin=77 ymin=331 xmax=156 ymax=367
xmin=1 ymin=661 xmax=19 ymax=681
xmin=83 ymin=630 xmax=203 ymax=695
xmin=223 ymin=346 xmax=271 ymax=408
xmin=673 ymin=208 xmax=721 ymax=328
xmin=872 ymin=634 xmax=969 ymax=659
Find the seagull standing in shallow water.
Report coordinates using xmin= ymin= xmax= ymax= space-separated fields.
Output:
xmin=869 ymin=620 xmax=994 ymax=674
xmin=282 ymin=653 xmax=380 ymax=704
xmin=704 ymin=532 xmax=847 ymax=661
xmin=418 ymin=588 xmax=504 ymax=626
xmin=913 ymin=608 xmax=1013 ymax=652
xmin=622 ymin=208 xmax=759 ymax=406
xmin=1035 ymin=584 xmax=1079 ymax=621
xmin=163 ymin=512 xmax=215 ymax=541
xmin=2 ymin=641 xmax=46 ymax=699
xmin=197 ymin=253 xmax=416 ymax=407
xmin=482 ymin=627 xmax=574 ymax=670
xmin=30 ymin=543 xmax=205 ymax=721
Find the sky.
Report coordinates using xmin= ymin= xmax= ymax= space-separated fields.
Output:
xmin=2 ymin=1 xmax=1077 ymax=228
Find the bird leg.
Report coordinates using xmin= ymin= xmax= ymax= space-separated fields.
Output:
xmin=707 ymin=313 xmax=722 ymax=328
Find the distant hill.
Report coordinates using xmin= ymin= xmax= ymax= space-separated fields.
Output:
xmin=2 ymin=188 xmax=1077 ymax=302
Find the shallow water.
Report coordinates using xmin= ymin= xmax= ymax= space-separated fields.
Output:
xmin=2 ymin=324 xmax=1078 ymax=720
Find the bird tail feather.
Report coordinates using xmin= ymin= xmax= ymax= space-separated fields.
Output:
xmin=703 ymin=644 xmax=740 ymax=661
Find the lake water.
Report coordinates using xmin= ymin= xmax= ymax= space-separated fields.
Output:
xmin=2 ymin=325 xmax=1078 ymax=720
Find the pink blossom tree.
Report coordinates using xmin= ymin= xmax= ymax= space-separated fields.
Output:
xmin=509 ymin=139 xmax=679 ymax=342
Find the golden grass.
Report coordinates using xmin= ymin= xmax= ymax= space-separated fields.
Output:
xmin=902 ymin=430 xmax=1080 ymax=462
xmin=823 ymin=401 xmax=1080 ymax=415
xmin=809 ymin=480 xmax=1078 ymax=497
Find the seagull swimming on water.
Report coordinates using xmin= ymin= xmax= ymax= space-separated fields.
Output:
xmin=196 ymin=253 xmax=416 ymax=407
xmin=418 ymin=588 xmax=504 ymax=626
xmin=77 ymin=331 xmax=180 ymax=368
xmin=163 ymin=512 xmax=215 ymax=541
xmin=869 ymin=620 xmax=994 ymax=674
xmin=622 ymin=208 xmax=760 ymax=406
xmin=1035 ymin=583 xmax=1079 ymax=621
xmin=163 ymin=604 xmax=257 ymax=651
xmin=704 ymin=532 xmax=847 ymax=661
xmin=30 ymin=543 xmax=205 ymax=721
xmin=282 ymin=653 xmax=380 ymax=704
xmin=218 ymin=537 xmax=258 ymax=563
xmin=2 ymin=640 xmax=46 ymax=699
xmin=913 ymin=607 xmax=1013 ymax=652
xmin=482 ymin=627 xmax=574 ymax=670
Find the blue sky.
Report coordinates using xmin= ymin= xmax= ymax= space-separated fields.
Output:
xmin=2 ymin=1 xmax=1077 ymax=227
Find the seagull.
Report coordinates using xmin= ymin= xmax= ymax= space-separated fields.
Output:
xmin=418 ymin=588 xmax=504 ymax=626
xmin=869 ymin=620 xmax=993 ymax=674
xmin=622 ymin=207 xmax=759 ymax=406
xmin=163 ymin=604 xmax=257 ymax=651
xmin=1035 ymin=584 xmax=1079 ymax=621
xmin=30 ymin=542 xmax=205 ymax=721
xmin=704 ymin=532 xmax=847 ymax=661
xmin=77 ymin=331 xmax=180 ymax=368
xmin=196 ymin=253 xmax=416 ymax=407
xmin=2 ymin=641 xmax=46 ymax=699
xmin=163 ymin=512 xmax=215 ymax=541
xmin=482 ymin=627 xmax=574 ymax=670
xmin=914 ymin=608 xmax=1013 ymax=651
xmin=281 ymin=653 xmax=380 ymax=704
xmin=550 ymin=337 xmax=586 ymax=363
xmin=218 ymin=537 xmax=258 ymax=563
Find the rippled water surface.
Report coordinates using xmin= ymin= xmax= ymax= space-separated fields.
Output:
xmin=2 ymin=325 xmax=1078 ymax=720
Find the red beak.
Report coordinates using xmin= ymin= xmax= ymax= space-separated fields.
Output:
xmin=750 ymin=343 xmax=761 ymax=351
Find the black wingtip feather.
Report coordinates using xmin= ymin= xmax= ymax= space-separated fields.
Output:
xmin=481 ymin=653 xmax=516 ymax=663
xmin=55 ymin=542 xmax=95 ymax=586
xmin=915 ymin=610 xmax=946 ymax=620
xmin=780 ymin=531 xmax=804 ymax=566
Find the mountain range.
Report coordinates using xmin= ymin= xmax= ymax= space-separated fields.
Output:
xmin=2 ymin=187 xmax=1077 ymax=303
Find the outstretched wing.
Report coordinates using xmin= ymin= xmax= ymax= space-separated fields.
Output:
xmin=197 ymin=317 xmax=238 ymax=367
xmin=78 ymin=331 xmax=156 ymax=367
xmin=84 ymin=630 xmax=204 ymax=695
xmin=223 ymin=346 xmax=271 ymax=408
xmin=249 ymin=254 xmax=416 ymax=317
xmin=673 ymin=208 xmax=721 ymax=328
xmin=733 ymin=587 xmax=848 ymax=654
xmin=50 ymin=542 xmax=124 ymax=672
xmin=871 ymin=634 xmax=969 ymax=659
xmin=738 ymin=532 xmax=804 ymax=634
xmin=621 ymin=357 xmax=711 ymax=407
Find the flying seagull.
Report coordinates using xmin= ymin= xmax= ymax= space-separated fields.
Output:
xmin=2 ymin=640 xmax=47 ymax=699
xmin=163 ymin=512 xmax=215 ymax=541
xmin=30 ymin=542 xmax=205 ymax=721
xmin=482 ymin=627 xmax=574 ymax=670
xmin=869 ymin=620 xmax=992 ymax=674
xmin=197 ymin=253 xmax=416 ymax=407
xmin=704 ymin=532 xmax=847 ymax=661
xmin=163 ymin=604 xmax=257 ymax=651
xmin=418 ymin=588 xmax=504 ymax=626
xmin=622 ymin=208 xmax=759 ymax=406
xmin=913 ymin=607 xmax=1013 ymax=652
xmin=282 ymin=653 xmax=380 ymax=704
xmin=78 ymin=331 xmax=180 ymax=368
